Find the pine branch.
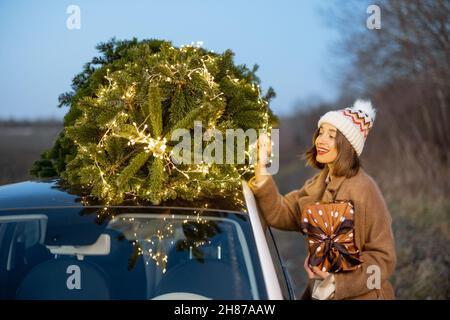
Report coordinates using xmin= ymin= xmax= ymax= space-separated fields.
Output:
xmin=116 ymin=151 xmax=151 ymax=188
xmin=146 ymin=84 xmax=163 ymax=137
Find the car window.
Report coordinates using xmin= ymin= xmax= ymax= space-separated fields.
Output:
xmin=0 ymin=208 xmax=267 ymax=300
xmin=0 ymin=215 xmax=48 ymax=298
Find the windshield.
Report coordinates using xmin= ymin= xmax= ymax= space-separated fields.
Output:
xmin=0 ymin=207 xmax=267 ymax=300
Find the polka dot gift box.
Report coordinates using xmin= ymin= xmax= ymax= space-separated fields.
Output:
xmin=300 ymin=200 xmax=363 ymax=272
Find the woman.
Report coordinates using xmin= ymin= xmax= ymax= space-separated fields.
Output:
xmin=249 ymin=100 xmax=396 ymax=300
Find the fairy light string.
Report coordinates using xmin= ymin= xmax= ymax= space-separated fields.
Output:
xmin=66 ymin=43 xmax=274 ymax=212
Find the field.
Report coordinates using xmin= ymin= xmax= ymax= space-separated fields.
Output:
xmin=0 ymin=121 xmax=62 ymax=185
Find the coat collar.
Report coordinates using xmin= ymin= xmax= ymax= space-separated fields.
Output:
xmin=304 ymin=166 xmax=347 ymax=200
xmin=326 ymin=168 xmax=348 ymax=194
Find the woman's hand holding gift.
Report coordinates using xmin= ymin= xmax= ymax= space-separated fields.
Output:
xmin=304 ymin=254 xmax=329 ymax=280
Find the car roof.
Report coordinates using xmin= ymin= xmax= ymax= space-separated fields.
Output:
xmin=0 ymin=179 xmax=81 ymax=210
xmin=0 ymin=179 xmax=247 ymax=214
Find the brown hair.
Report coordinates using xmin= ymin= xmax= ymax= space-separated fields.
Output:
xmin=303 ymin=127 xmax=360 ymax=178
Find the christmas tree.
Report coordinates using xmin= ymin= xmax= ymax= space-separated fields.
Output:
xmin=31 ymin=38 xmax=277 ymax=209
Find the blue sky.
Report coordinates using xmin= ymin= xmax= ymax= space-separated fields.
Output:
xmin=0 ymin=0 xmax=341 ymax=119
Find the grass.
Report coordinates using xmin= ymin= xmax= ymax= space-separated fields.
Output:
xmin=389 ymin=195 xmax=450 ymax=299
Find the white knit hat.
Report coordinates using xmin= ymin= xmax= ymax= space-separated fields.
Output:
xmin=318 ymin=99 xmax=376 ymax=156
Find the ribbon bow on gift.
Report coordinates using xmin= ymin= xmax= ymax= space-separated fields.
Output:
xmin=300 ymin=201 xmax=363 ymax=272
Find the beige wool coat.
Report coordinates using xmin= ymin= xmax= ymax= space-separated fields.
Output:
xmin=249 ymin=166 xmax=396 ymax=300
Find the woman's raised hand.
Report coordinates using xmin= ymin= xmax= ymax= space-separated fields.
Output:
xmin=254 ymin=133 xmax=272 ymax=183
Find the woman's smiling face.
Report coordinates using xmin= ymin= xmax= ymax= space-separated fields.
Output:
xmin=315 ymin=123 xmax=338 ymax=164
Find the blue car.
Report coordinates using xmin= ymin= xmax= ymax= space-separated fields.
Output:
xmin=0 ymin=179 xmax=295 ymax=300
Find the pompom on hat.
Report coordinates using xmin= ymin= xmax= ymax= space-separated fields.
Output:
xmin=318 ymin=99 xmax=376 ymax=156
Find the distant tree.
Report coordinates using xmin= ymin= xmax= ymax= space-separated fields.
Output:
xmin=323 ymin=0 xmax=449 ymax=185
